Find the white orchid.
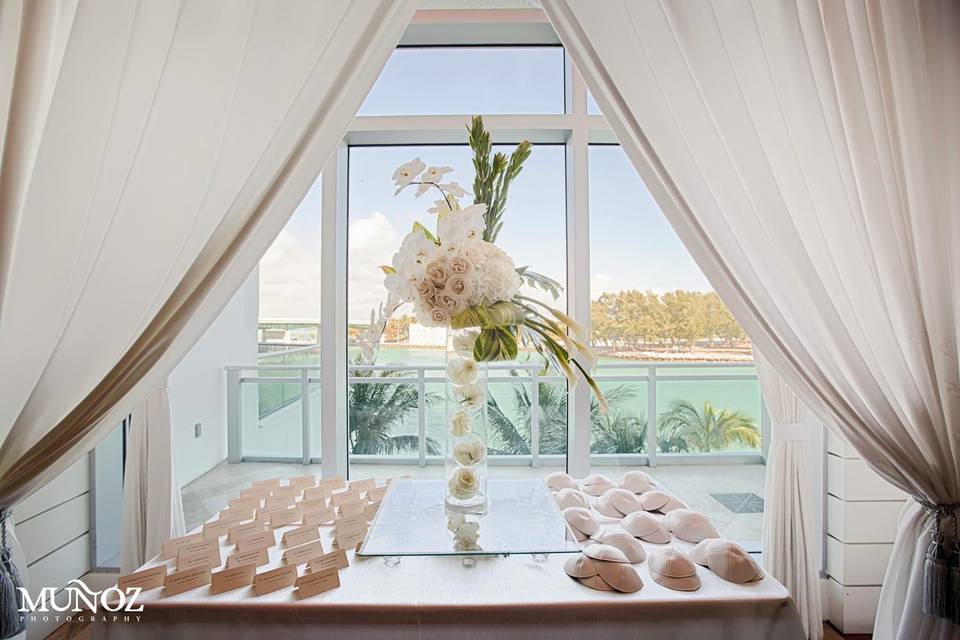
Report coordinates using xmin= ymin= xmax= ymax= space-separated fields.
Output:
xmin=422 ymin=166 xmax=453 ymax=183
xmin=439 ymin=181 xmax=467 ymax=198
xmin=437 ymin=204 xmax=486 ymax=247
xmin=428 ymin=199 xmax=454 ymax=215
xmin=393 ymin=157 xmax=426 ymax=194
xmin=400 ymin=229 xmax=438 ymax=265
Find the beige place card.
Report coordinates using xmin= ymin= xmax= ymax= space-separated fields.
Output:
xmin=251 ymin=478 xmax=282 ymax=490
xmin=239 ymin=487 xmax=271 ymax=501
xmin=303 ymin=506 xmax=336 ymax=527
xmin=301 ymin=498 xmax=328 ymax=513
xmin=335 ymin=514 xmax=367 ymax=536
xmin=302 ymin=487 xmax=330 ymax=503
xmin=177 ymin=539 xmax=221 ymax=570
xmin=219 ymin=507 xmax=255 ymax=523
xmin=289 ymin=474 xmax=316 ymax=489
xmin=256 ymin=504 xmax=287 ymax=521
xmin=334 ymin=528 xmax=366 ymax=550
xmin=236 ymin=529 xmax=275 ymax=553
xmin=349 ymin=478 xmax=376 ymax=493
xmin=118 ymin=565 xmax=166 ymax=593
xmin=230 ymin=496 xmax=262 ymax=511
xmin=295 ymin=567 xmax=340 ymax=598
xmin=319 ymin=477 xmax=346 ymax=491
xmin=163 ymin=567 xmax=211 ymax=596
xmin=265 ymin=493 xmax=296 ymax=508
xmin=307 ymin=549 xmax=349 ymax=573
xmin=160 ymin=532 xmax=204 ymax=560
xmin=331 ymin=491 xmax=362 ymax=507
xmin=270 ymin=505 xmax=303 ymax=528
xmin=271 ymin=485 xmax=298 ymax=498
xmin=228 ymin=520 xmax=268 ymax=544
xmin=227 ymin=547 xmax=270 ymax=569
xmin=176 ymin=551 xmax=214 ymax=573
xmin=339 ymin=501 xmax=364 ymax=517
xmin=366 ymin=486 xmax=388 ymax=502
xmin=364 ymin=502 xmax=380 ymax=521
xmin=282 ymin=525 xmax=320 ymax=548
xmin=281 ymin=540 xmax=325 ymax=566
xmin=210 ymin=564 xmax=256 ymax=595
xmin=203 ymin=519 xmax=233 ymax=541
xmin=252 ymin=565 xmax=298 ymax=596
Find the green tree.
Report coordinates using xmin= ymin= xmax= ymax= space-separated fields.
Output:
xmin=348 ymin=356 xmax=441 ymax=455
xmin=657 ymin=399 xmax=760 ymax=452
xmin=591 ymin=411 xmax=647 ymax=454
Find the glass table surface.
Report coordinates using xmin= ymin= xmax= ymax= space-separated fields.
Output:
xmin=357 ymin=478 xmax=582 ymax=557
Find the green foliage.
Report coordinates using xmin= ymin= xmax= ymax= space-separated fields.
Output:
xmin=348 ymin=355 xmax=441 ymax=455
xmin=468 ymin=115 xmax=531 ymax=243
xmin=516 ymin=266 xmax=562 ymax=301
xmin=657 ymin=399 xmax=760 ymax=452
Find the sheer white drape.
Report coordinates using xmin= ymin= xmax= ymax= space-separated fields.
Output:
xmin=755 ymin=351 xmax=821 ymax=639
xmin=543 ymin=1 xmax=960 ymax=637
xmin=121 ymin=384 xmax=185 ymax=574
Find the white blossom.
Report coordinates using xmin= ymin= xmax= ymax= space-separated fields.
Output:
xmin=448 ymin=410 xmax=473 ymax=436
xmin=392 ymin=158 xmax=425 ymax=194
xmin=447 ymin=357 xmax=479 ymax=385
xmin=448 ymin=466 xmax=480 ymax=500
xmin=455 ymin=382 xmax=485 ymax=410
xmin=453 ymin=438 xmax=487 ymax=466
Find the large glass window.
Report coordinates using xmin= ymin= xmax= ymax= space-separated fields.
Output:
xmin=359 ymin=47 xmax=565 ymax=116
xmin=347 ymin=144 xmax=568 ymax=480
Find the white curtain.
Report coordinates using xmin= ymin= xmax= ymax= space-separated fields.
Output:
xmin=542 ymin=1 xmax=960 ymax=638
xmin=120 ymin=383 xmax=185 ymax=574
xmin=755 ymin=351 xmax=821 ymax=639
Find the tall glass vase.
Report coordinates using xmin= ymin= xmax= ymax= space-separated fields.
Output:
xmin=444 ymin=328 xmax=488 ymax=514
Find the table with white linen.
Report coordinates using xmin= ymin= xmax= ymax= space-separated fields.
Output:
xmin=97 ymin=491 xmax=804 ymax=640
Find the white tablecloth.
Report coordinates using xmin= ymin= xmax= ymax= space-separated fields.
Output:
xmin=96 ymin=508 xmax=803 ymax=640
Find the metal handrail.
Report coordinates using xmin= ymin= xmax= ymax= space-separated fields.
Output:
xmin=226 ymin=359 xmax=764 ymax=467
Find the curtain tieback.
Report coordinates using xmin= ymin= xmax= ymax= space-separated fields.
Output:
xmin=771 ymin=422 xmax=806 ymax=441
xmin=0 ymin=509 xmax=26 ymax=638
xmin=915 ymin=497 xmax=960 ymax=623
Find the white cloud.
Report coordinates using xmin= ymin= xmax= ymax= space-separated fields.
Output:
xmin=594 ymin=273 xmax=612 ymax=286
xmin=348 ymin=212 xmax=402 ymax=322
xmin=258 ymin=229 xmax=321 ymax=320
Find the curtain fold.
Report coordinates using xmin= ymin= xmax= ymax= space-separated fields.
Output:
xmin=542 ymin=0 xmax=960 ymax=637
xmin=755 ymin=350 xmax=821 ymax=639
xmin=120 ymin=383 xmax=185 ymax=575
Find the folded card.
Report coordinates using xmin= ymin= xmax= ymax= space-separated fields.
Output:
xmin=281 ymin=540 xmax=325 ymax=566
xmin=282 ymin=525 xmax=320 ymax=549
xmin=226 ymin=547 xmax=269 ymax=569
xmin=176 ymin=539 xmax=221 ymax=571
xmin=251 ymin=478 xmax=281 ymax=490
xmin=118 ymin=565 xmax=166 ymax=593
xmin=236 ymin=529 xmax=275 ymax=553
xmin=228 ymin=520 xmax=269 ymax=545
xmin=349 ymin=478 xmax=376 ymax=493
xmin=160 ymin=532 xmax=203 ymax=560
xmin=295 ymin=567 xmax=340 ymax=598
xmin=303 ymin=506 xmax=336 ymax=527
xmin=163 ymin=567 xmax=211 ymax=596
xmin=319 ymin=477 xmax=346 ymax=491
xmin=270 ymin=505 xmax=304 ymax=528
xmin=210 ymin=564 xmax=256 ymax=595
xmin=307 ymin=549 xmax=349 ymax=573
xmin=302 ymin=487 xmax=330 ymax=503
xmin=203 ymin=519 xmax=233 ymax=541
xmin=338 ymin=501 xmax=364 ymax=517
xmin=252 ymin=565 xmax=298 ymax=596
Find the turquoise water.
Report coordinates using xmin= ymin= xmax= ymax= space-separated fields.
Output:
xmin=252 ymin=346 xmax=761 ymax=456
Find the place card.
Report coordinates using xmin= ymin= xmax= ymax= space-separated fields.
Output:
xmin=265 ymin=493 xmax=296 ymax=508
xmin=252 ymin=565 xmax=298 ymax=596
xmin=281 ymin=540 xmax=325 ymax=566
xmin=364 ymin=502 xmax=380 ymax=521
xmin=289 ymin=474 xmax=316 ymax=489
xmin=271 ymin=485 xmax=298 ymax=498
xmin=331 ymin=491 xmax=362 ymax=507
xmin=210 ymin=564 xmax=256 ymax=595
xmin=226 ymin=547 xmax=269 ymax=569
xmin=282 ymin=525 xmax=320 ymax=548
xmin=302 ymin=487 xmax=330 ymax=503
xmin=228 ymin=520 xmax=269 ymax=545
xmin=160 ymin=532 xmax=203 ymax=560
xmin=238 ymin=487 xmax=271 ymax=501
xmin=203 ymin=519 xmax=233 ymax=541
xmin=256 ymin=504 xmax=287 ymax=521
xmin=236 ymin=529 xmax=275 ymax=553
xmin=229 ymin=496 xmax=262 ymax=511
xmin=339 ymin=501 xmax=364 ymax=517
xmin=335 ymin=528 xmax=366 ymax=550
xmin=349 ymin=478 xmax=376 ymax=493
xmin=307 ymin=549 xmax=349 ymax=573
xmin=251 ymin=478 xmax=282 ymax=490
xmin=303 ymin=506 xmax=336 ymax=526
xmin=270 ymin=505 xmax=303 ymax=528
xmin=366 ymin=486 xmax=387 ymax=503
xmin=176 ymin=551 xmax=215 ymax=572
xmin=219 ymin=507 xmax=255 ymax=523
xmin=335 ymin=514 xmax=367 ymax=535
xmin=319 ymin=477 xmax=346 ymax=491
xmin=295 ymin=567 xmax=340 ymax=598
xmin=163 ymin=567 xmax=211 ymax=596
xmin=301 ymin=497 xmax=328 ymax=513
xmin=118 ymin=565 xmax=166 ymax=593
xmin=176 ymin=539 xmax=221 ymax=570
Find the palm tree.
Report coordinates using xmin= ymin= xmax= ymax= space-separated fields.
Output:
xmin=590 ymin=411 xmax=647 ymax=454
xmin=657 ymin=399 xmax=760 ymax=452
xmin=348 ymin=356 xmax=441 ymax=455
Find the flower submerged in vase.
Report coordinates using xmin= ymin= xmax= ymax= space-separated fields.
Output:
xmin=448 ymin=410 xmax=473 ymax=437
xmin=453 ymin=438 xmax=487 ymax=466
xmin=454 ymin=382 xmax=485 ymax=410
xmin=448 ymin=466 xmax=480 ymax=500
xmin=447 ymin=356 xmax=479 ymax=385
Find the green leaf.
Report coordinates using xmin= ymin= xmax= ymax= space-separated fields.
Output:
xmin=412 ymin=221 xmax=438 ymax=244
xmin=379 ymin=265 xmax=396 ymax=275
xmin=473 ymin=326 xmax=519 ymax=362
xmin=450 ymin=300 xmax=526 ymax=329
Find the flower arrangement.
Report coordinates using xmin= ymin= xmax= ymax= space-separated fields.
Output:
xmin=360 ymin=116 xmax=606 ymax=408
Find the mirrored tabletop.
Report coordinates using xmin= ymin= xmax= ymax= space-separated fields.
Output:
xmin=357 ymin=478 xmax=582 ymax=557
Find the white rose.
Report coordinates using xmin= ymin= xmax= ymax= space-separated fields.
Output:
xmin=454 ymin=382 xmax=485 ymax=410
xmin=448 ymin=466 xmax=480 ymax=500
xmin=452 ymin=330 xmax=479 ymax=358
xmin=453 ymin=438 xmax=486 ymax=466
xmin=447 ymin=357 xmax=479 ymax=385
xmin=448 ymin=410 xmax=473 ymax=436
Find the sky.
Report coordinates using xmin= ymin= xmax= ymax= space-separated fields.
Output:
xmin=257 ymin=47 xmax=712 ymax=323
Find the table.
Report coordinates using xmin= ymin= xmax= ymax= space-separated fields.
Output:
xmin=96 ymin=480 xmax=804 ymax=640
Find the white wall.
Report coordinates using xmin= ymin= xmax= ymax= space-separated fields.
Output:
xmin=169 ymin=271 xmax=258 ymax=487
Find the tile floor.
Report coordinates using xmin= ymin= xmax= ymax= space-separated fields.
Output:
xmin=181 ymin=461 xmax=765 ymax=543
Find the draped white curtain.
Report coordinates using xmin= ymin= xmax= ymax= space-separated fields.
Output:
xmin=542 ymin=1 xmax=960 ymax=638
xmin=755 ymin=351 xmax=821 ymax=639
xmin=120 ymin=383 xmax=185 ymax=574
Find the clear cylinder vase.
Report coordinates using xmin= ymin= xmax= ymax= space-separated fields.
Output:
xmin=444 ymin=328 xmax=488 ymax=514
